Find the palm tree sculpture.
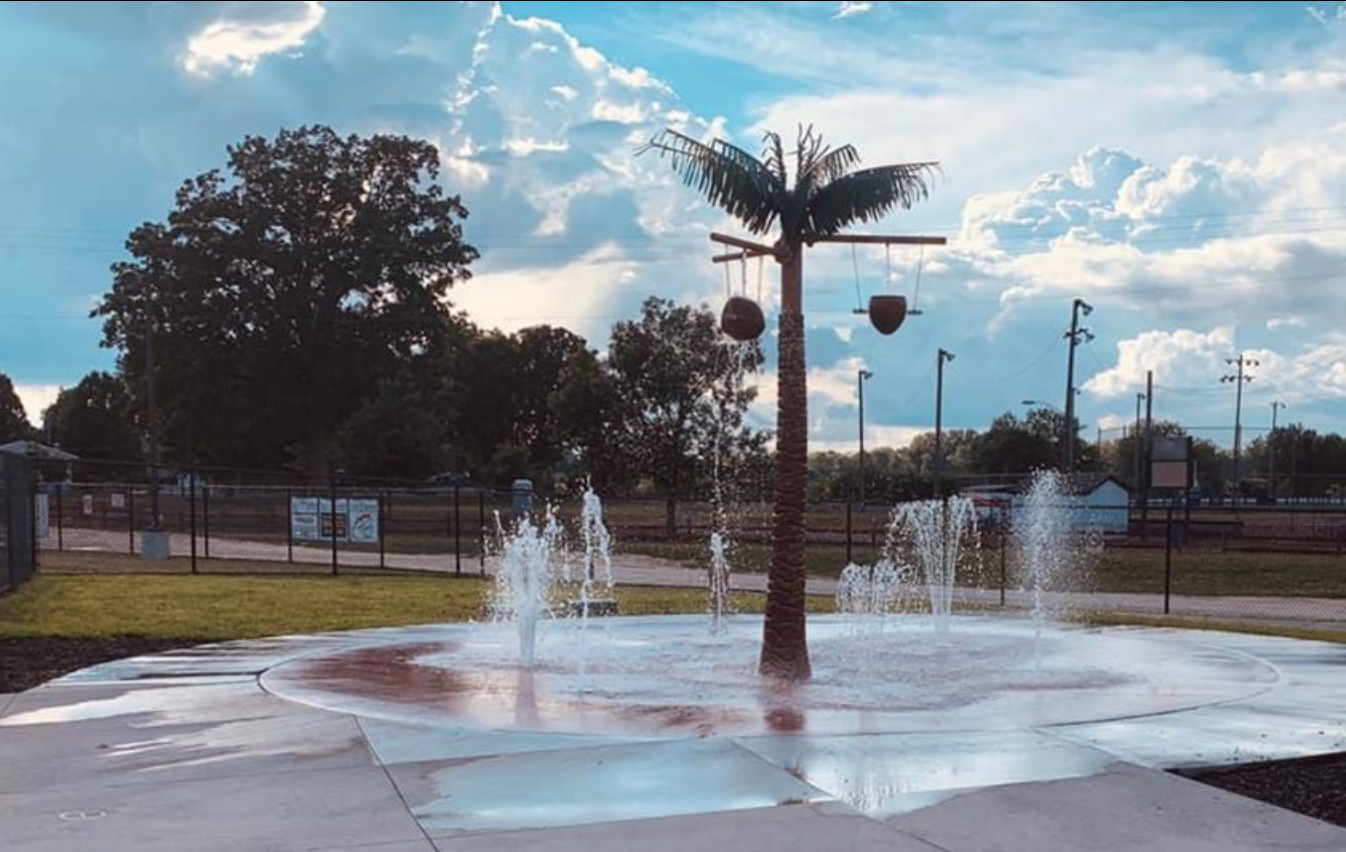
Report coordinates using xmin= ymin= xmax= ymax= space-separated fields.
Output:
xmin=643 ymin=126 xmax=939 ymax=680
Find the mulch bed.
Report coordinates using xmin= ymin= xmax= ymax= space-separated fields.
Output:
xmin=0 ymin=637 xmax=207 ymax=693
xmin=1182 ymin=754 xmax=1346 ymax=828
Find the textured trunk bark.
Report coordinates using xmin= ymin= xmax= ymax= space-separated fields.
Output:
xmin=759 ymin=243 xmax=811 ymax=681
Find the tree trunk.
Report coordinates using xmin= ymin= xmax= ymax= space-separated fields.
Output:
xmin=759 ymin=243 xmax=811 ymax=681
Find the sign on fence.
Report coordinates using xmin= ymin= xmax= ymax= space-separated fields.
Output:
xmin=290 ymin=497 xmax=379 ymax=544
xmin=1082 ymin=526 xmax=1105 ymax=555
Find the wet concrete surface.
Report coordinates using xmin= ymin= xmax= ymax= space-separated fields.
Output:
xmin=2 ymin=615 xmax=1345 ymax=850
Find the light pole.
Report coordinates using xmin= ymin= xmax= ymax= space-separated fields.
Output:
xmin=857 ymin=368 xmax=873 ymax=508
xmin=1062 ymin=298 xmax=1094 ymax=474
xmin=1221 ymin=354 xmax=1258 ymax=497
xmin=934 ymin=349 xmax=955 ymax=497
xmin=1269 ymin=401 xmax=1286 ymax=501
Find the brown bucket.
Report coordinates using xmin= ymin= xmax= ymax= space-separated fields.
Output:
xmin=868 ymin=294 xmax=908 ymax=335
xmin=721 ymin=296 xmax=766 ymax=341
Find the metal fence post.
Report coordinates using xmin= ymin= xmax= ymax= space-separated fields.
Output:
xmin=55 ymin=486 xmax=63 ymax=552
xmin=202 ymin=483 xmax=211 ymax=559
xmin=478 ymin=489 xmax=486 ymax=575
xmin=845 ymin=501 xmax=853 ymax=564
xmin=285 ymin=487 xmax=294 ymax=564
xmin=378 ymin=491 xmax=386 ymax=571
xmin=127 ymin=488 xmax=135 ymax=554
xmin=454 ymin=485 xmax=462 ymax=578
xmin=329 ymin=478 xmax=339 ymax=577
xmin=1163 ymin=504 xmax=1174 ymax=615
xmin=999 ymin=529 xmax=1008 ymax=607
xmin=189 ymin=470 xmax=198 ymax=574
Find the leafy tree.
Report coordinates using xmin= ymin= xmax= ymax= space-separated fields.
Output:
xmin=336 ymin=368 xmax=446 ymax=480
xmin=972 ymin=411 xmax=1057 ymax=474
xmin=551 ymin=348 xmax=633 ymax=492
xmin=645 ymin=126 xmax=936 ymax=679
xmin=607 ymin=297 xmax=765 ymax=534
xmin=95 ymin=126 xmax=477 ymax=478
xmin=42 ymin=372 xmax=140 ymax=460
xmin=0 ymin=373 xmax=36 ymax=444
xmin=511 ymin=326 xmax=593 ymax=483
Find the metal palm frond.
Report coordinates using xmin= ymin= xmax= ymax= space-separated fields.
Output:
xmin=639 ymin=129 xmax=781 ymax=235
xmin=805 ymin=162 xmax=940 ymax=236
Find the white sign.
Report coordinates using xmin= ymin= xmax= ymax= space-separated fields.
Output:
xmin=110 ymin=492 xmax=125 ymax=510
xmin=81 ymin=494 xmax=94 ymax=516
xmin=34 ymin=494 xmax=49 ymax=540
xmin=290 ymin=497 xmax=379 ymax=544
xmin=1082 ymin=526 xmax=1106 ymax=555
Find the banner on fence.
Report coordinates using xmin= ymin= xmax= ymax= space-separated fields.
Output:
xmin=290 ymin=497 xmax=379 ymax=543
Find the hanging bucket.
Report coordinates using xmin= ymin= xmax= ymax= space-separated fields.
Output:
xmin=868 ymin=294 xmax=908 ymax=335
xmin=721 ymin=296 xmax=765 ymax=341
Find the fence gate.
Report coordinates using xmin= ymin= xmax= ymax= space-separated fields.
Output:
xmin=1 ymin=453 xmax=37 ymax=590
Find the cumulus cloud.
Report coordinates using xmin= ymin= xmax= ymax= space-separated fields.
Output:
xmin=1085 ymin=327 xmax=1234 ymax=398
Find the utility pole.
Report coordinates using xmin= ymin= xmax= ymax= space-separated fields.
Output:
xmin=934 ymin=349 xmax=955 ymax=498
xmin=857 ymin=368 xmax=873 ymax=508
xmin=1141 ymin=371 xmax=1153 ymax=531
xmin=1221 ymin=354 xmax=1258 ymax=498
xmin=1062 ymin=298 xmax=1094 ymax=474
xmin=1269 ymin=401 xmax=1286 ymax=501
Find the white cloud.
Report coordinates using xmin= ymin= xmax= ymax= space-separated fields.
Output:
xmin=450 ymin=244 xmax=642 ymax=341
xmin=1267 ymin=316 xmax=1307 ymax=330
xmin=1085 ymin=327 xmax=1234 ymax=399
xmin=500 ymin=137 xmax=570 ymax=157
xmin=182 ymin=1 xmax=326 ymax=77
xmin=834 ymin=2 xmax=874 ymax=20
xmin=13 ymin=384 xmax=62 ymax=426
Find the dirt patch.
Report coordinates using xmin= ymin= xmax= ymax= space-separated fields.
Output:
xmin=1182 ymin=752 xmax=1346 ymax=828
xmin=0 ymin=637 xmax=208 ymax=693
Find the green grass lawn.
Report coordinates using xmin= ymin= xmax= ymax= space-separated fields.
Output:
xmin=625 ymin=540 xmax=1346 ymax=598
xmin=0 ymin=574 xmax=835 ymax=641
xmin=2 ymin=574 xmax=1342 ymax=655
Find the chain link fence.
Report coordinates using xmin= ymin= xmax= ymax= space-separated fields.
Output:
xmin=20 ymin=458 xmax=1346 ymax=629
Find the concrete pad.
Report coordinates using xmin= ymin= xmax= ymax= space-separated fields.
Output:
xmin=306 ymin=844 xmax=438 ymax=852
xmin=435 ymin=802 xmax=945 ymax=852
xmin=0 ymin=680 xmax=376 ymax=792
xmin=887 ymin=763 xmax=1346 ymax=852
xmin=0 ymin=764 xmax=426 ymax=852
xmin=55 ymin=635 xmax=353 ymax=684
xmin=0 ymin=707 xmax=372 ymax=792
xmin=391 ymin=738 xmax=829 ymax=835
xmin=1053 ymin=703 xmax=1346 ymax=769
xmin=359 ymin=717 xmax=646 ymax=765
xmin=737 ymin=729 xmax=1119 ymax=816
xmin=0 ymin=692 xmax=17 ymax=717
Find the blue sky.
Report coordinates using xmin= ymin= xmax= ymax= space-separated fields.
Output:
xmin=3 ymin=1 xmax=1346 ymax=452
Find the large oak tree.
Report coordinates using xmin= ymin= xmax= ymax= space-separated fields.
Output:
xmin=96 ymin=126 xmax=477 ymax=477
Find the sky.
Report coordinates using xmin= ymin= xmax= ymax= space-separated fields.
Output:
xmin=2 ymin=0 xmax=1346 ymax=453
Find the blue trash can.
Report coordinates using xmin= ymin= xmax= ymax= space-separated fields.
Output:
xmin=511 ymin=479 xmax=534 ymax=515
